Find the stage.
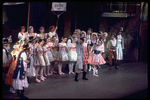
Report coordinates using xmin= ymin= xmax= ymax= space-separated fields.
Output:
xmin=3 ymin=61 xmax=148 ymax=99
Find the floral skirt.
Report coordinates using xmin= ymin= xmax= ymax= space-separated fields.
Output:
xmin=59 ymin=51 xmax=68 ymax=61
xmin=68 ymin=51 xmax=77 ymax=62
xmin=47 ymin=51 xmax=54 ymax=62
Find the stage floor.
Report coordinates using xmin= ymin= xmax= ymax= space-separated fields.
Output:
xmin=3 ymin=61 xmax=148 ymax=99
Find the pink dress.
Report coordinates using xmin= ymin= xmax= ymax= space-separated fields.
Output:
xmin=88 ymin=45 xmax=106 ymax=65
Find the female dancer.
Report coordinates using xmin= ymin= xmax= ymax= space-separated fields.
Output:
xmin=48 ymin=25 xmax=59 ymax=42
xmin=116 ymin=30 xmax=124 ymax=61
xmin=37 ymin=39 xmax=46 ymax=81
xmin=82 ymin=38 xmax=88 ymax=80
xmin=50 ymin=35 xmax=59 ymax=75
xmin=39 ymin=26 xmax=46 ymax=39
xmin=45 ymin=36 xmax=55 ymax=75
xmin=27 ymin=36 xmax=36 ymax=77
xmin=43 ymin=39 xmax=51 ymax=76
xmin=88 ymin=40 xmax=106 ymax=77
xmin=12 ymin=43 xmax=30 ymax=99
xmin=68 ymin=34 xmax=78 ymax=74
xmin=58 ymin=36 xmax=68 ymax=75
xmin=5 ymin=42 xmax=22 ymax=93
xmin=26 ymin=26 xmax=39 ymax=41
xmin=18 ymin=26 xmax=28 ymax=41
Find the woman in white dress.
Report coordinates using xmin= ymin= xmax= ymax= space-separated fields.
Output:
xmin=116 ymin=30 xmax=124 ymax=60
xmin=68 ymin=34 xmax=78 ymax=74
xmin=58 ymin=36 xmax=68 ymax=75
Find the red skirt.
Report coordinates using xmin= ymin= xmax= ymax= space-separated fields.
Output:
xmin=5 ymin=59 xmax=16 ymax=85
xmin=83 ymin=48 xmax=88 ymax=65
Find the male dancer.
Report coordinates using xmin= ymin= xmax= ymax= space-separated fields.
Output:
xmin=106 ymin=34 xmax=119 ymax=70
xmin=74 ymin=38 xmax=88 ymax=82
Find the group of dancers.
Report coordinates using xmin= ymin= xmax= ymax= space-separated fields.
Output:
xmin=3 ymin=25 xmax=124 ymax=99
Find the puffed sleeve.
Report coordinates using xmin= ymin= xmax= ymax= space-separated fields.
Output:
xmin=18 ymin=32 xmax=22 ymax=40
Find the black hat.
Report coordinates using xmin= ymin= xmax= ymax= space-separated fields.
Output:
xmin=29 ymin=36 xmax=36 ymax=42
xmin=38 ymin=38 xmax=44 ymax=43
xmin=23 ymin=43 xmax=30 ymax=49
xmin=80 ymin=37 xmax=84 ymax=42
xmin=3 ymin=38 xmax=9 ymax=44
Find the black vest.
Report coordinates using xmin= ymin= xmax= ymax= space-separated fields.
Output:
xmin=12 ymin=50 xmax=26 ymax=80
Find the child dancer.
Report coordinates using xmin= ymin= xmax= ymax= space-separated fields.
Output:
xmin=68 ymin=34 xmax=78 ymax=74
xmin=58 ymin=36 xmax=68 ymax=75
xmin=88 ymin=40 xmax=106 ymax=77
xmin=45 ymin=36 xmax=55 ymax=75
xmin=43 ymin=39 xmax=51 ymax=76
xmin=37 ymin=39 xmax=46 ymax=81
xmin=51 ymin=35 xmax=59 ymax=75
xmin=82 ymin=38 xmax=88 ymax=80
xmin=27 ymin=36 xmax=36 ymax=78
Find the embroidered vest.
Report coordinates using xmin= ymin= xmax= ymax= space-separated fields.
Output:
xmin=12 ymin=50 xmax=25 ymax=80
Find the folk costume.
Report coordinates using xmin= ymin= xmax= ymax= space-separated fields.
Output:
xmin=18 ymin=26 xmax=27 ymax=41
xmin=27 ymin=36 xmax=36 ymax=77
xmin=43 ymin=45 xmax=50 ymax=76
xmin=106 ymin=36 xmax=119 ymax=70
xmin=68 ymin=43 xmax=77 ymax=74
xmin=74 ymin=38 xmax=88 ymax=81
xmin=12 ymin=44 xmax=30 ymax=99
xmin=58 ymin=43 xmax=68 ymax=75
xmin=88 ymin=42 xmax=106 ymax=77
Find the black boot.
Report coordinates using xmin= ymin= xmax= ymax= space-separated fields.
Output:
xmin=115 ymin=66 xmax=119 ymax=70
xmin=20 ymin=88 xmax=28 ymax=99
xmin=115 ymin=64 xmax=119 ymax=70
xmin=74 ymin=73 xmax=79 ymax=82
xmin=82 ymin=72 xmax=88 ymax=80
xmin=16 ymin=90 xmax=20 ymax=97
